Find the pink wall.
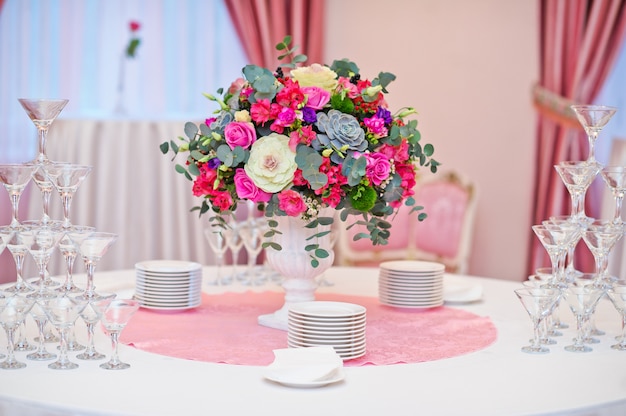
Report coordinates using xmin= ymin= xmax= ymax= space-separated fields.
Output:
xmin=324 ymin=0 xmax=539 ymax=281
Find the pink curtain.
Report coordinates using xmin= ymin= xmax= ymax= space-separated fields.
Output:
xmin=224 ymin=0 xmax=325 ymax=68
xmin=529 ymin=0 xmax=626 ymax=275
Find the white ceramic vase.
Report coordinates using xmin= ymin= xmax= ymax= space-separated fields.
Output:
xmin=258 ymin=208 xmax=335 ymax=330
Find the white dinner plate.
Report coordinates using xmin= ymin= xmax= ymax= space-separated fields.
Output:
xmin=379 ymin=260 xmax=445 ymax=273
xmin=289 ymin=301 xmax=366 ymax=319
xmin=135 ymin=260 xmax=202 ymax=274
xmin=264 ymin=368 xmax=345 ymax=388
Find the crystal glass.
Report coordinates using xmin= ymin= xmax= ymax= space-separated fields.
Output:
xmin=95 ymin=299 xmax=139 ymax=370
xmin=554 ymin=161 xmax=602 ymax=223
xmin=562 ymin=281 xmax=605 ymax=352
xmin=56 ymin=225 xmax=96 ymax=294
xmin=26 ymin=293 xmax=59 ymax=361
xmin=72 ymin=232 xmax=117 ymax=300
xmin=600 ymin=166 xmax=626 ymax=224
xmin=43 ymin=295 xmax=87 ymax=369
xmin=21 ymin=225 xmax=65 ymax=296
xmin=581 ymin=221 xmax=624 ymax=284
xmin=223 ymin=221 xmax=244 ymax=284
xmin=547 ymin=215 xmax=587 ymax=281
xmin=0 ymin=295 xmax=35 ymax=369
xmin=532 ymin=224 xmax=578 ymax=284
xmin=18 ymin=98 xmax=69 ymax=164
xmin=29 ymin=163 xmax=55 ymax=224
xmin=607 ymin=280 xmax=626 ymax=350
xmin=44 ymin=163 xmax=93 ymax=228
xmin=239 ymin=219 xmax=266 ymax=286
xmin=204 ymin=225 xmax=228 ymax=285
xmin=0 ymin=164 xmax=36 ymax=228
xmin=570 ymin=104 xmax=617 ymax=163
xmin=75 ymin=293 xmax=116 ymax=360
xmin=0 ymin=226 xmax=34 ymax=294
xmin=514 ymin=287 xmax=559 ymax=354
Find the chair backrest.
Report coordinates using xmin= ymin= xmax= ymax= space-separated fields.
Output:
xmin=334 ymin=170 xmax=477 ymax=273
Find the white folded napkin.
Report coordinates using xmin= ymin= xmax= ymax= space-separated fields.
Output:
xmin=264 ymin=346 xmax=343 ymax=385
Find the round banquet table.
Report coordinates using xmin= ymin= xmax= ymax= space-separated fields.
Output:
xmin=1 ymin=266 xmax=625 ymax=416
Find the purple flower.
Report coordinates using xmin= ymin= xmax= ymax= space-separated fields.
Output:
xmin=375 ymin=107 xmax=392 ymax=125
xmin=207 ymin=158 xmax=221 ymax=169
xmin=302 ymin=107 xmax=317 ymax=123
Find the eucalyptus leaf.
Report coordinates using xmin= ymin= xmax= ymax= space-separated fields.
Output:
xmin=184 ymin=122 xmax=198 ymax=140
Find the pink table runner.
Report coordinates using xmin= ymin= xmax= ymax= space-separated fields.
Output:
xmin=122 ymin=291 xmax=497 ymax=366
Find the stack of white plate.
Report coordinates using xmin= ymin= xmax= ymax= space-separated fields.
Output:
xmin=134 ymin=260 xmax=203 ymax=310
xmin=378 ymin=260 xmax=445 ymax=308
xmin=288 ymin=301 xmax=366 ymax=361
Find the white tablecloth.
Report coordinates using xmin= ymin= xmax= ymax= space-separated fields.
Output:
xmin=25 ymin=117 xmax=213 ymax=275
xmin=0 ymin=267 xmax=625 ymax=416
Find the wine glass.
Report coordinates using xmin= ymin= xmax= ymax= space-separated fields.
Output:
xmin=514 ymin=287 xmax=559 ymax=354
xmin=0 ymin=226 xmax=34 ymax=294
xmin=600 ymin=166 xmax=626 ymax=224
xmin=44 ymin=163 xmax=93 ymax=228
xmin=75 ymin=293 xmax=116 ymax=361
xmin=18 ymin=98 xmax=69 ymax=164
xmin=554 ymin=161 xmax=602 ymax=223
xmin=29 ymin=164 xmax=55 ymax=224
xmin=0 ymin=164 xmax=37 ymax=228
xmin=21 ymin=225 xmax=65 ymax=296
xmin=581 ymin=221 xmax=624 ymax=285
xmin=56 ymin=225 xmax=96 ymax=294
xmin=204 ymin=225 xmax=228 ymax=285
xmin=606 ymin=280 xmax=626 ymax=350
xmin=0 ymin=295 xmax=35 ymax=369
xmin=43 ymin=295 xmax=87 ymax=369
xmin=223 ymin=221 xmax=244 ymax=284
xmin=95 ymin=298 xmax=139 ymax=370
xmin=26 ymin=292 xmax=59 ymax=361
xmin=562 ymin=280 xmax=606 ymax=353
xmin=73 ymin=232 xmax=118 ymax=300
xmin=547 ymin=215 xmax=586 ymax=281
xmin=532 ymin=224 xmax=578 ymax=284
xmin=239 ymin=219 xmax=266 ymax=285
xmin=570 ymin=104 xmax=617 ymax=163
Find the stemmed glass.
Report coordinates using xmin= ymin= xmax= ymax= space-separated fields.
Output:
xmin=18 ymin=98 xmax=69 ymax=164
xmin=0 ymin=226 xmax=34 ymax=294
xmin=532 ymin=224 xmax=578 ymax=284
xmin=27 ymin=295 xmax=58 ymax=361
xmin=95 ymin=298 xmax=139 ymax=370
xmin=56 ymin=225 xmax=96 ymax=294
xmin=44 ymin=163 xmax=93 ymax=228
xmin=514 ymin=287 xmax=559 ymax=354
xmin=561 ymin=280 xmax=605 ymax=352
xmin=607 ymin=280 xmax=626 ymax=350
xmin=75 ymin=293 xmax=116 ymax=360
xmin=204 ymin=225 xmax=228 ymax=285
xmin=581 ymin=221 xmax=624 ymax=285
xmin=74 ymin=232 xmax=118 ymax=300
xmin=554 ymin=161 xmax=602 ymax=223
xmin=0 ymin=164 xmax=36 ymax=228
xmin=30 ymin=164 xmax=55 ymax=224
xmin=547 ymin=215 xmax=586 ymax=281
xmin=223 ymin=221 xmax=244 ymax=284
xmin=21 ymin=225 xmax=65 ymax=296
xmin=0 ymin=295 xmax=35 ymax=369
xmin=43 ymin=295 xmax=87 ymax=369
xmin=600 ymin=166 xmax=626 ymax=224
xmin=239 ymin=219 xmax=266 ymax=285
xmin=570 ymin=104 xmax=617 ymax=163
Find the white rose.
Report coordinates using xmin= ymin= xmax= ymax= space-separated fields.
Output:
xmin=244 ymin=133 xmax=297 ymax=193
xmin=290 ymin=64 xmax=338 ymax=92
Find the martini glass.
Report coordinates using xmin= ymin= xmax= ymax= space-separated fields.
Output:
xmin=0 ymin=164 xmax=37 ymax=228
xmin=56 ymin=225 xmax=96 ymax=294
xmin=0 ymin=226 xmax=35 ymax=294
xmin=44 ymin=163 xmax=93 ymax=228
xmin=570 ymin=104 xmax=617 ymax=163
xmin=600 ymin=166 xmax=626 ymax=224
xmin=43 ymin=295 xmax=87 ymax=369
xmin=582 ymin=221 xmax=624 ymax=285
xmin=562 ymin=280 xmax=605 ymax=352
xmin=95 ymin=298 xmax=139 ymax=370
xmin=607 ymin=280 xmax=626 ymax=350
xmin=75 ymin=293 xmax=116 ymax=361
xmin=0 ymin=295 xmax=35 ymax=369
xmin=554 ymin=161 xmax=602 ymax=224
xmin=18 ymin=98 xmax=69 ymax=164
xmin=514 ymin=287 xmax=559 ymax=354
xmin=29 ymin=163 xmax=55 ymax=224
xmin=21 ymin=225 xmax=65 ymax=297
xmin=239 ymin=219 xmax=266 ymax=285
xmin=74 ymin=232 xmax=118 ymax=300
xmin=223 ymin=221 xmax=244 ymax=285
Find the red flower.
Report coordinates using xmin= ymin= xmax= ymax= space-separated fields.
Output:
xmin=129 ymin=21 xmax=141 ymax=32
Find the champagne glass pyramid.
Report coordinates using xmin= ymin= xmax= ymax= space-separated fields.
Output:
xmin=554 ymin=161 xmax=602 ymax=223
xmin=570 ymin=104 xmax=617 ymax=163
xmin=18 ymin=98 xmax=68 ymax=164
xmin=600 ymin=166 xmax=626 ymax=224
xmin=74 ymin=232 xmax=118 ymax=300
xmin=0 ymin=164 xmax=36 ymax=228
xmin=44 ymin=163 xmax=93 ymax=228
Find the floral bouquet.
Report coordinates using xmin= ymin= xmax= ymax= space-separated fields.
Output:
xmin=160 ymin=37 xmax=439 ymax=264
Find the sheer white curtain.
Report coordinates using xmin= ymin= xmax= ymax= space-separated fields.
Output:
xmin=0 ymin=0 xmax=247 ymax=163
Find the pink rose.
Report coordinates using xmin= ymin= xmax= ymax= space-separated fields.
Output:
xmin=224 ymin=121 xmax=256 ymax=149
xmin=277 ymin=189 xmax=307 ymax=216
xmin=233 ymin=169 xmax=271 ymax=203
xmin=364 ymin=152 xmax=391 ymax=186
xmin=212 ymin=191 xmax=234 ymax=211
xmin=228 ymin=78 xmax=246 ymax=95
xmin=363 ymin=116 xmax=388 ymax=138
xmin=301 ymin=86 xmax=330 ymax=110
